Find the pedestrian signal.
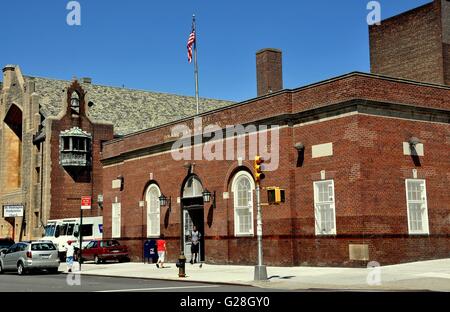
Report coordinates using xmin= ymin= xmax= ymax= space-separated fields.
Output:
xmin=267 ymin=187 xmax=285 ymax=204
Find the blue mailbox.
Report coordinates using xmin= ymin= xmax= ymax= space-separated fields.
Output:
xmin=144 ymin=240 xmax=158 ymax=263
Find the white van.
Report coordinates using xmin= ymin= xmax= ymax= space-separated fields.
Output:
xmin=42 ymin=216 xmax=103 ymax=257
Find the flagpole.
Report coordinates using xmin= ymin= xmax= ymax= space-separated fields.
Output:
xmin=193 ymin=14 xmax=200 ymax=115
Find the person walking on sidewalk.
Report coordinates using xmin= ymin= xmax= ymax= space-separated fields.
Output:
xmin=190 ymin=225 xmax=201 ymax=264
xmin=65 ymin=241 xmax=75 ymax=273
xmin=156 ymin=234 xmax=166 ymax=268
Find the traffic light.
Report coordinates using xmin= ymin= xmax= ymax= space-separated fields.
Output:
xmin=254 ymin=156 xmax=265 ymax=183
xmin=267 ymin=187 xmax=285 ymax=204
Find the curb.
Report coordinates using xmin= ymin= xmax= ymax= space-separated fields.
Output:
xmin=60 ymin=271 xmax=436 ymax=292
xmin=61 ymin=271 xmax=257 ymax=288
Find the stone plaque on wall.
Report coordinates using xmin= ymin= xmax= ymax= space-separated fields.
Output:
xmin=112 ymin=179 xmax=122 ymax=189
xmin=349 ymin=244 xmax=369 ymax=261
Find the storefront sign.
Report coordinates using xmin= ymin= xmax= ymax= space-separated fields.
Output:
xmin=3 ymin=204 xmax=24 ymax=217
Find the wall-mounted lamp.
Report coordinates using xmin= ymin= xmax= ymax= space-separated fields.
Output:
xmin=294 ymin=142 xmax=305 ymax=167
xmin=408 ymin=137 xmax=421 ymax=147
xmin=294 ymin=142 xmax=305 ymax=151
xmin=202 ymin=189 xmax=216 ymax=208
xmin=159 ymin=194 xmax=172 ymax=212
xmin=408 ymin=137 xmax=422 ymax=166
xmin=117 ymin=175 xmax=124 ymax=191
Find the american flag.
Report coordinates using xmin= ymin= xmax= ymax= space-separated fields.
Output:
xmin=187 ymin=26 xmax=196 ymax=63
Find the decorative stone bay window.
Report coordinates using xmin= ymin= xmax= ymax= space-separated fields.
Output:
xmin=59 ymin=127 xmax=92 ymax=167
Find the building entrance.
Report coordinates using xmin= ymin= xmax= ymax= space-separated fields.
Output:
xmin=181 ymin=175 xmax=205 ymax=262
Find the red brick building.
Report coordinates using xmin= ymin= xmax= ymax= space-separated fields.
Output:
xmin=0 ymin=68 xmax=230 ymax=242
xmin=100 ymin=1 xmax=450 ymax=266
xmin=370 ymin=0 xmax=450 ymax=85
xmin=45 ymin=80 xmax=114 ymax=220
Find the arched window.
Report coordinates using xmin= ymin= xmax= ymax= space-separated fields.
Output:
xmin=183 ymin=176 xmax=203 ymax=198
xmin=145 ymin=184 xmax=161 ymax=237
xmin=231 ymin=171 xmax=255 ymax=236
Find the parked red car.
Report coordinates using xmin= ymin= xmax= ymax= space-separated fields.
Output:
xmin=80 ymin=239 xmax=129 ymax=264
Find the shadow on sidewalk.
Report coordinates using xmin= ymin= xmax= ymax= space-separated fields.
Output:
xmin=268 ymin=275 xmax=296 ymax=280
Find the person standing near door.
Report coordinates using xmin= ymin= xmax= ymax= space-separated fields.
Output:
xmin=190 ymin=225 xmax=201 ymax=264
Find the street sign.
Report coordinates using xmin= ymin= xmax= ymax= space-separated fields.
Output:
xmin=81 ymin=196 xmax=92 ymax=210
xmin=3 ymin=204 xmax=24 ymax=217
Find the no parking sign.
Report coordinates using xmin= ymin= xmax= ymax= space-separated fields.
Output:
xmin=81 ymin=196 xmax=91 ymax=210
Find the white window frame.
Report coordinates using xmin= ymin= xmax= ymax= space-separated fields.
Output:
xmin=145 ymin=184 xmax=161 ymax=238
xmin=405 ymin=179 xmax=429 ymax=235
xmin=231 ymin=171 xmax=255 ymax=237
xmin=112 ymin=202 xmax=121 ymax=238
xmin=313 ymin=180 xmax=337 ymax=235
xmin=183 ymin=176 xmax=203 ymax=198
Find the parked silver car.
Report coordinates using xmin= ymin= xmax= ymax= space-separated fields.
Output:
xmin=0 ymin=241 xmax=60 ymax=275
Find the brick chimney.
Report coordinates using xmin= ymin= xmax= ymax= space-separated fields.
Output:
xmin=256 ymin=48 xmax=283 ymax=96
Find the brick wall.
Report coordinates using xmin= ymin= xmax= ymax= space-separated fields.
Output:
xmin=102 ymin=127 xmax=296 ymax=264
xmin=101 ymin=76 xmax=450 ymax=266
xmin=291 ymin=74 xmax=450 ymax=112
xmin=369 ymin=1 xmax=445 ymax=85
xmin=49 ymin=102 xmax=113 ymax=220
xmin=444 ymin=43 xmax=450 ymax=85
xmin=103 ymin=73 xmax=450 ymax=162
xmin=292 ymin=114 xmax=450 ymax=266
xmin=102 ymin=112 xmax=450 ymax=266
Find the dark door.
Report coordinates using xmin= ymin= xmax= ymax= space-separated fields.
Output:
xmin=182 ymin=199 xmax=205 ymax=262
xmin=186 ymin=207 xmax=204 ymax=262
xmin=181 ymin=175 xmax=206 ymax=262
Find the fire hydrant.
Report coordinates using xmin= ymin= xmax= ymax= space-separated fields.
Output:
xmin=176 ymin=254 xmax=186 ymax=277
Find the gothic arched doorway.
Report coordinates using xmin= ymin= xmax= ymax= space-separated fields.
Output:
xmin=181 ymin=175 xmax=205 ymax=262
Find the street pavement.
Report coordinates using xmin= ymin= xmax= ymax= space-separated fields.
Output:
xmin=1 ymin=258 xmax=449 ymax=292
xmin=0 ymin=272 xmax=269 ymax=292
xmin=57 ymin=258 xmax=450 ymax=291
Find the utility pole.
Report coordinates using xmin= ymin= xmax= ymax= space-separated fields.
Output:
xmin=79 ymin=196 xmax=91 ymax=271
xmin=254 ymin=156 xmax=267 ymax=281
xmin=79 ymin=205 xmax=83 ymax=271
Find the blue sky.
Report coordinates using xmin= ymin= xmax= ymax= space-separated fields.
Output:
xmin=0 ymin=0 xmax=431 ymax=102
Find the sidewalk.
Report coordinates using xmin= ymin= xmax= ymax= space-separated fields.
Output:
xmin=62 ymin=259 xmax=450 ymax=291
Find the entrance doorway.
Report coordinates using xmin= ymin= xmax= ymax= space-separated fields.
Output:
xmin=181 ymin=175 xmax=205 ymax=262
